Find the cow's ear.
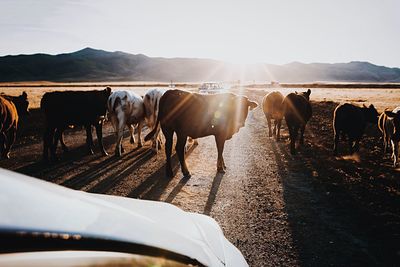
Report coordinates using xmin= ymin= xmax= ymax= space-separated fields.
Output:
xmin=105 ymin=87 xmax=112 ymax=94
xmin=248 ymin=100 xmax=258 ymax=110
xmin=306 ymin=89 xmax=311 ymax=96
xmin=369 ymin=104 xmax=375 ymax=109
xmin=385 ymin=111 xmax=396 ymax=118
xmin=21 ymin=91 xmax=28 ymax=99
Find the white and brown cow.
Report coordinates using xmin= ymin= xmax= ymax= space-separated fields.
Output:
xmin=107 ymin=90 xmax=145 ymax=156
xmin=143 ymin=88 xmax=166 ymax=152
xmin=378 ymin=106 xmax=400 ymax=167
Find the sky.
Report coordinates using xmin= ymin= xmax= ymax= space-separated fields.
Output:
xmin=0 ymin=0 xmax=399 ymax=67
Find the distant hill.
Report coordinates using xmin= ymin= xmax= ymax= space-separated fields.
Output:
xmin=0 ymin=47 xmax=399 ymax=83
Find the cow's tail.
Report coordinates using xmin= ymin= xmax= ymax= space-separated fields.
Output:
xmin=144 ymin=118 xmax=160 ymax=142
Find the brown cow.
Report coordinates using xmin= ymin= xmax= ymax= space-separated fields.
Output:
xmin=378 ymin=107 xmax=400 ymax=166
xmin=0 ymin=96 xmax=19 ymax=159
xmin=262 ymin=91 xmax=284 ymax=140
xmin=333 ymin=103 xmax=378 ymax=155
xmin=283 ymin=89 xmax=312 ymax=154
xmin=145 ymin=89 xmax=258 ymax=177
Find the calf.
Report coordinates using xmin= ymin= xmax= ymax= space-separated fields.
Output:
xmin=41 ymin=87 xmax=111 ymax=161
xmin=145 ymin=89 xmax=258 ymax=177
xmin=108 ymin=90 xmax=145 ymax=156
xmin=143 ymin=88 xmax=166 ymax=152
xmin=378 ymin=107 xmax=400 ymax=167
xmin=283 ymin=89 xmax=312 ymax=154
xmin=333 ymin=103 xmax=378 ymax=155
xmin=0 ymin=96 xmax=19 ymax=159
xmin=262 ymin=91 xmax=284 ymax=140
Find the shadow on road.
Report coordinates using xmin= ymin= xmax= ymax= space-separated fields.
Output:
xmin=203 ymin=172 xmax=224 ymax=216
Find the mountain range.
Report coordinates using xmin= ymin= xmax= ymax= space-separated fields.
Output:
xmin=0 ymin=48 xmax=399 ymax=83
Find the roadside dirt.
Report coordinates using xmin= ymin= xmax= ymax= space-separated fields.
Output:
xmin=1 ymin=90 xmax=399 ymax=266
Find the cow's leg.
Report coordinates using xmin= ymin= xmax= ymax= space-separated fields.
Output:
xmin=115 ymin=125 xmax=124 ymax=157
xmin=289 ymin=126 xmax=299 ymax=155
xmin=176 ymin=134 xmax=190 ymax=177
xmin=3 ymin=127 xmax=16 ymax=159
xmin=299 ymin=125 xmax=305 ymax=145
xmin=95 ymin=123 xmax=108 ymax=156
xmin=273 ymin=119 xmax=277 ymax=136
xmin=136 ymin=121 xmax=143 ymax=148
xmin=152 ymin=123 xmax=162 ymax=153
xmin=333 ymin=130 xmax=340 ymax=155
xmin=164 ymin=129 xmax=174 ymax=178
xmin=276 ymin=119 xmax=282 ymax=140
xmin=391 ymin=140 xmax=399 ymax=167
xmin=267 ymin=116 xmax=272 ymax=137
xmin=85 ymin=124 xmax=94 ymax=155
xmin=48 ymin=127 xmax=58 ymax=161
xmin=129 ymin=124 xmax=135 ymax=144
xmin=43 ymin=127 xmax=50 ymax=161
xmin=53 ymin=128 xmax=62 ymax=154
xmin=59 ymin=130 xmax=68 ymax=152
xmin=215 ymin=135 xmax=226 ymax=173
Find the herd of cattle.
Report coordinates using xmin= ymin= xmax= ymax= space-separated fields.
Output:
xmin=0 ymin=87 xmax=399 ymax=178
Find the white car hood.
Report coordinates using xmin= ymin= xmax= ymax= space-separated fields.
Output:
xmin=0 ymin=168 xmax=247 ymax=267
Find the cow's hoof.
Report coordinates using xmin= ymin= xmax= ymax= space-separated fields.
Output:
xmin=88 ymin=149 xmax=94 ymax=155
xmin=4 ymin=153 xmax=10 ymax=159
xmin=182 ymin=171 xmax=191 ymax=178
xmin=166 ymin=169 xmax=174 ymax=178
xmin=114 ymin=151 xmax=122 ymax=157
xmin=137 ymin=143 xmax=143 ymax=148
xmin=102 ymin=150 xmax=109 ymax=156
xmin=217 ymin=167 xmax=226 ymax=173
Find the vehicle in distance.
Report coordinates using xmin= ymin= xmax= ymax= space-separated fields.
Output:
xmin=198 ymin=82 xmax=229 ymax=94
xmin=0 ymin=168 xmax=248 ymax=267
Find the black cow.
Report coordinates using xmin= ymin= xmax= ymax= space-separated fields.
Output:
xmin=145 ymin=89 xmax=258 ymax=177
xmin=1 ymin=92 xmax=30 ymax=117
xmin=41 ymin=87 xmax=112 ymax=161
xmin=378 ymin=107 xmax=400 ymax=166
xmin=262 ymin=91 xmax=284 ymax=140
xmin=283 ymin=89 xmax=312 ymax=154
xmin=333 ymin=103 xmax=378 ymax=155
xmin=0 ymin=96 xmax=19 ymax=159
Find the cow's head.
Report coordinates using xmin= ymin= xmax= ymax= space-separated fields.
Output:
xmin=225 ymin=94 xmax=258 ymax=136
xmin=385 ymin=108 xmax=400 ymax=140
xmin=363 ymin=104 xmax=379 ymax=124
xmin=14 ymin=91 xmax=30 ymax=117
xmin=298 ymin=89 xmax=311 ymax=100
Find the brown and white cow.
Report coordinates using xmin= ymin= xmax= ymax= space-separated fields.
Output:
xmin=143 ymin=88 xmax=166 ymax=153
xmin=262 ymin=91 xmax=284 ymax=140
xmin=378 ymin=107 xmax=400 ymax=167
xmin=144 ymin=89 xmax=258 ymax=177
xmin=107 ymin=90 xmax=145 ymax=156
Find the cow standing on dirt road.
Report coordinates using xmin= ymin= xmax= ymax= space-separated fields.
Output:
xmin=262 ymin=91 xmax=284 ymax=140
xmin=107 ymin=90 xmax=145 ymax=157
xmin=378 ymin=107 xmax=400 ymax=167
xmin=41 ymin=87 xmax=111 ymax=161
xmin=283 ymin=89 xmax=312 ymax=155
xmin=333 ymin=103 xmax=378 ymax=155
xmin=145 ymin=89 xmax=258 ymax=177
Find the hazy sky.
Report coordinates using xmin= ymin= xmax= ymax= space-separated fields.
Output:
xmin=1 ymin=0 xmax=399 ymax=66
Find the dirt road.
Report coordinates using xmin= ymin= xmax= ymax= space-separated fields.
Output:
xmin=1 ymin=94 xmax=399 ymax=266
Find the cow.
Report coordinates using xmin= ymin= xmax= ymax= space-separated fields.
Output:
xmin=143 ymin=88 xmax=166 ymax=153
xmin=144 ymin=89 xmax=258 ymax=177
xmin=283 ymin=89 xmax=312 ymax=155
xmin=41 ymin=87 xmax=111 ymax=161
xmin=0 ymin=96 xmax=19 ymax=159
xmin=1 ymin=91 xmax=30 ymax=117
xmin=333 ymin=103 xmax=378 ymax=156
xmin=262 ymin=91 xmax=284 ymax=140
xmin=107 ymin=90 xmax=145 ymax=157
xmin=378 ymin=107 xmax=400 ymax=167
